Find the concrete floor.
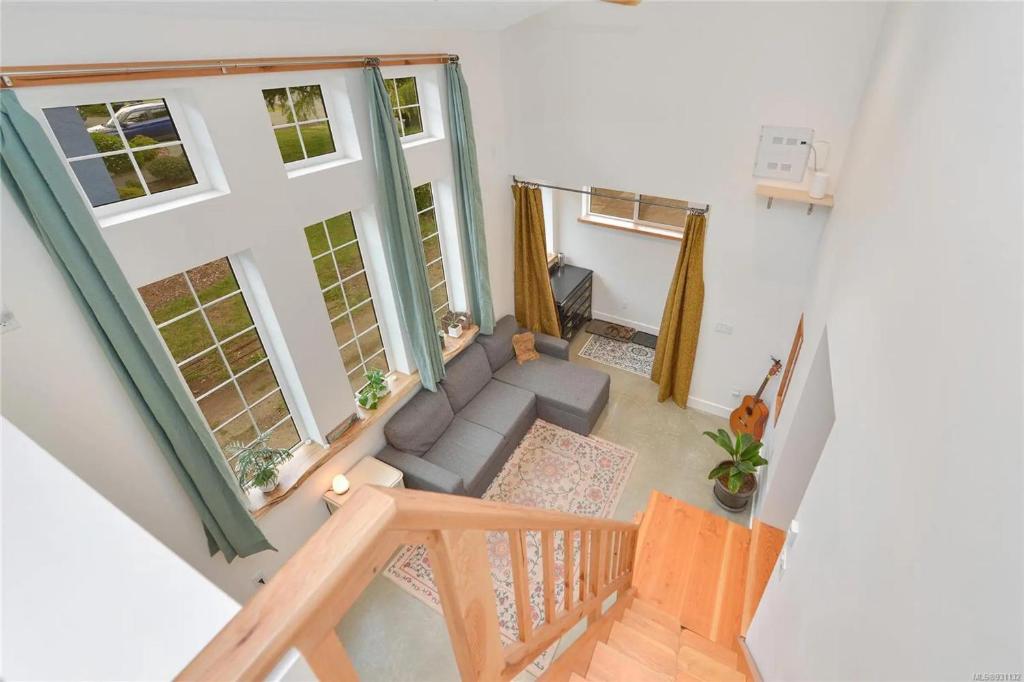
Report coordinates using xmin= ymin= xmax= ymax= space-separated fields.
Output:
xmin=337 ymin=332 xmax=744 ymax=681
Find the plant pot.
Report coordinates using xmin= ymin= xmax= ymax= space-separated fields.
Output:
xmin=447 ymin=323 xmax=463 ymax=338
xmin=712 ymin=460 xmax=757 ymax=512
xmin=259 ymin=475 xmax=280 ymax=494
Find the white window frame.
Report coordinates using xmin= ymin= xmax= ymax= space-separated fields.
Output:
xmin=140 ymin=258 xmax=306 ymax=466
xmin=583 ymin=186 xmax=690 ymax=236
xmin=263 ymin=83 xmax=342 ymax=173
xmin=414 ymin=182 xmax=452 ymax=327
xmin=384 ymin=75 xmax=429 ymax=145
xmin=39 ymin=95 xmax=214 ymax=222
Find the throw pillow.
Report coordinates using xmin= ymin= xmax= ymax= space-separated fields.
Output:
xmin=512 ymin=331 xmax=540 ymax=365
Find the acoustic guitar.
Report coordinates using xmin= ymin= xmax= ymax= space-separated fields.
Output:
xmin=730 ymin=358 xmax=783 ymax=441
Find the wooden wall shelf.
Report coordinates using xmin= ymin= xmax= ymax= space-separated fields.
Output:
xmin=756 ymin=184 xmax=834 ymax=214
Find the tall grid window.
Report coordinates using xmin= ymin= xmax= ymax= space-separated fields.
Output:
xmin=43 ymin=99 xmax=198 ymax=208
xmin=384 ymin=77 xmax=424 ymax=138
xmin=138 ymin=257 xmax=301 ymax=461
xmin=414 ymin=183 xmax=450 ymax=330
xmin=304 ymin=212 xmax=391 ymax=390
xmin=262 ymin=85 xmax=336 ymax=164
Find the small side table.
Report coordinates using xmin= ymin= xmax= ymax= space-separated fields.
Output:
xmin=322 ymin=456 xmax=404 ymax=514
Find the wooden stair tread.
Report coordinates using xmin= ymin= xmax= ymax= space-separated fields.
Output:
xmin=607 ymin=621 xmax=677 ymax=675
xmin=631 ymin=597 xmax=681 ymax=631
xmin=679 ymin=629 xmax=739 ymax=668
xmin=568 ymin=674 xmax=590 ymax=682
xmin=677 ymin=644 xmax=746 ymax=682
xmin=622 ymin=610 xmax=680 ymax=650
xmin=588 ymin=641 xmax=673 ymax=682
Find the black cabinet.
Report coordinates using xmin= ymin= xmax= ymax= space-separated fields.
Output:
xmin=550 ymin=264 xmax=593 ymax=341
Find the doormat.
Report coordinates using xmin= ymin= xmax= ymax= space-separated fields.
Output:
xmin=585 ymin=319 xmax=635 ymax=343
xmin=382 ymin=420 xmax=637 ymax=676
xmin=632 ymin=331 xmax=658 ymax=350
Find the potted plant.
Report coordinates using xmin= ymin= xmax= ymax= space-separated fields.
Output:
xmin=702 ymin=429 xmax=768 ymax=512
xmin=357 ymin=368 xmax=390 ymax=410
xmin=229 ymin=432 xmax=294 ymax=494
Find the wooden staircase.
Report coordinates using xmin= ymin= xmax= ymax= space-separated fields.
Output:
xmin=568 ymin=596 xmax=746 ymax=682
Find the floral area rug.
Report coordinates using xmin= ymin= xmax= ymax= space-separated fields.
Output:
xmin=578 ymin=333 xmax=655 ymax=378
xmin=383 ymin=420 xmax=637 ymax=676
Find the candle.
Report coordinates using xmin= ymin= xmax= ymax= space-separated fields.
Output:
xmin=332 ymin=474 xmax=350 ymax=495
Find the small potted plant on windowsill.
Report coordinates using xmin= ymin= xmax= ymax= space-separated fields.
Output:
xmin=230 ymin=432 xmax=294 ymax=494
xmin=357 ymin=368 xmax=390 ymax=410
xmin=703 ymin=429 xmax=768 ymax=512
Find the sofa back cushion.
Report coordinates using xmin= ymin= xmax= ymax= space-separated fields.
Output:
xmin=384 ymin=385 xmax=454 ymax=455
xmin=476 ymin=315 xmax=519 ymax=371
xmin=442 ymin=344 xmax=493 ymax=412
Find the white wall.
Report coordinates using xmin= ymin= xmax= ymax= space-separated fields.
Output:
xmin=1 ymin=417 xmax=240 ymax=680
xmin=0 ymin=2 xmax=515 ymax=602
xmin=501 ymin=2 xmax=886 ymax=414
xmin=748 ymin=3 xmax=1023 ymax=679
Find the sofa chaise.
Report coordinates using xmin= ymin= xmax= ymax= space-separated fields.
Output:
xmin=376 ymin=315 xmax=610 ymax=496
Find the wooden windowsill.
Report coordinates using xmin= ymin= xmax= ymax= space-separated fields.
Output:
xmin=247 ymin=325 xmax=481 ymax=517
xmin=577 ymin=215 xmax=683 ymax=242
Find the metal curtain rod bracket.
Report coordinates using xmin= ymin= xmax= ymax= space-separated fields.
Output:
xmin=512 ymin=175 xmax=710 ymax=215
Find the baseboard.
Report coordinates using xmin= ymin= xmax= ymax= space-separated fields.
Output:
xmin=686 ymin=396 xmax=732 ymax=419
xmin=591 ymin=310 xmax=661 ymax=336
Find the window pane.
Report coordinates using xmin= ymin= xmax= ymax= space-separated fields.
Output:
xmin=44 ymin=104 xmax=119 ymax=157
xmin=430 ymin=283 xmax=449 ymax=310
xmin=365 ymin=352 xmax=390 ymax=375
xmin=304 ymin=223 xmax=329 ymax=257
xmin=334 ymin=242 xmax=364 ymax=280
xmin=180 ymin=349 xmax=230 ymax=398
xmin=385 ymin=79 xmax=400 ymax=108
xmin=395 ymin=77 xmax=419 ymax=107
xmin=205 ymin=293 xmax=254 ymax=341
xmin=426 ymin=259 xmax=445 ymax=289
xmin=251 ymin=390 xmax=289 ymax=431
xmin=138 ymin=273 xmax=196 ymax=324
xmin=112 ymin=99 xmax=181 ymax=143
xmin=237 ymin=360 xmax=280 ymax=404
xmin=357 ymin=327 xmax=385 ymax=361
xmin=289 ymin=85 xmax=327 ymax=122
xmin=263 ymin=88 xmax=292 ymax=125
xmin=340 ymin=340 xmax=361 ymax=370
xmin=590 ymin=187 xmax=636 ymax=220
xmin=198 ymin=382 xmax=246 ymax=430
xmin=160 ymin=312 xmax=213 ymax=362
xmin=215 ymin=413 xmax=258 ymax=453
xmin=187 ymin=258 xmax=240 ymax=304
xmin=69 ymin=157 xmax=124 ymax=207
xmin=422 ymin=234 xmax=442 ymax=263
xmin=418 ymin=208 xmax=437 ymax=239
xmin=332 ymin=314 xmax=355 ymax=347
xmin=400 ymin=107 xmax=423 ymax=137
xmin=299 ymin=121 xmax=335 ymax=158
xmin=103 ymin=154 xmax=147 ymax=201
xmin=267 ymin=419 xmax=301 ymax=450
xmin=351 ymin=302 xmax=378 ymax=336
xmin=313 ymin=254 xmax=339 ymax=289
xmin=342 ymin=272 xmax=370 ymax=308
xmin=134 ymin=144 xmax=197 ymax=195
xmin=221 ymin=329 xmax=267 ymax=373
xmin=414 ymin=183 xmax=434 ymax=212
xmin=638 ymin=195 xmax=689 ymax=227
xmin=325 ymin=213 xmax=356 ymax=247
xmin=323 ymin=285 xmax=346 ymax=318
xmin=274 ymin=126 xmax=304 ymax=163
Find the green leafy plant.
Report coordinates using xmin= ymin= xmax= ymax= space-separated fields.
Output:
xmin=357 ymin=368 xmax=389 ymax=410
xmin=703 ymin=429 xmax=768 ymax=493
xmin=146 ymin=155 xmax=193 ymax=182
xmin=88 ymin=133 xmax=158 ymax=174
xmin=229 ymin=432 xmax=294 ymax=492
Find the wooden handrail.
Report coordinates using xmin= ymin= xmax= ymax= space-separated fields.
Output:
xmin=178 ymin=485 xmax=640 ymax=681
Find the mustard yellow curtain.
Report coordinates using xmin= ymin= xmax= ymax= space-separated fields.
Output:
xmin=652 ymin=213 xmax=707 ymax=406
xmin=512 ymin=184 xmax=560 ymax=337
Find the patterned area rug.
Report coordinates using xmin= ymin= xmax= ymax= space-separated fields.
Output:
xmin=578 ymin=334 xmax=656 ymax=378
xmin=383 ymin=420 xmax=637 ymax=675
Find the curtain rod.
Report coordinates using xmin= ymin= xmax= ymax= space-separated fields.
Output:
xmin=512 ymin=176 xmax=710 ymax=215
xmin=0 ymin=53 xmax=458 ymax=89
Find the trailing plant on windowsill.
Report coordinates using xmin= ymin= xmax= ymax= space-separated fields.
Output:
xmin=703 ymin=429 xmax=768 ymax=493
xmin=229 ymin=432 xmax=294 ymax=494
xmin=357 ymin=368 xmax=390 ymax=410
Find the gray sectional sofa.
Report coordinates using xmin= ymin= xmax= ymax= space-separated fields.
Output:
xmin=376 ymin=315 xmax=610 ymax=497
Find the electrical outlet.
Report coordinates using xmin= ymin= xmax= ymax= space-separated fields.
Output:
xmin=731 ymin=389 xmax=741 ymax=398
xmin=714 ymin=322 xmax=733 ymax=335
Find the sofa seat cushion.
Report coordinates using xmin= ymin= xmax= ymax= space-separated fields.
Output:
xmin=441 ymin=344 xmax=493 ymax=412
xmin=423 ymin=418 xmax=504 ymax=497
xmin=384 ymin=385 xmax=454 ymax=455
xmin=494 ymin=355 xmax=610 ymax=434
xmin=457 ymin=380 xmax=536 ymax=441
xmin=475 ymin=315 xmax=519 ymax=371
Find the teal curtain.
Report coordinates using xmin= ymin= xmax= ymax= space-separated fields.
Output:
xmin=0 ymin=90 xmax=272 ymax=562
xmin=365 ymin=66 xmax=445 ymax=390
xmin=445 ymin=60 xmax=495 ymax=335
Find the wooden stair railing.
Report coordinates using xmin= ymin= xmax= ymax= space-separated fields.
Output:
xmin=177 ymin=486 xmax=640 ymax=682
